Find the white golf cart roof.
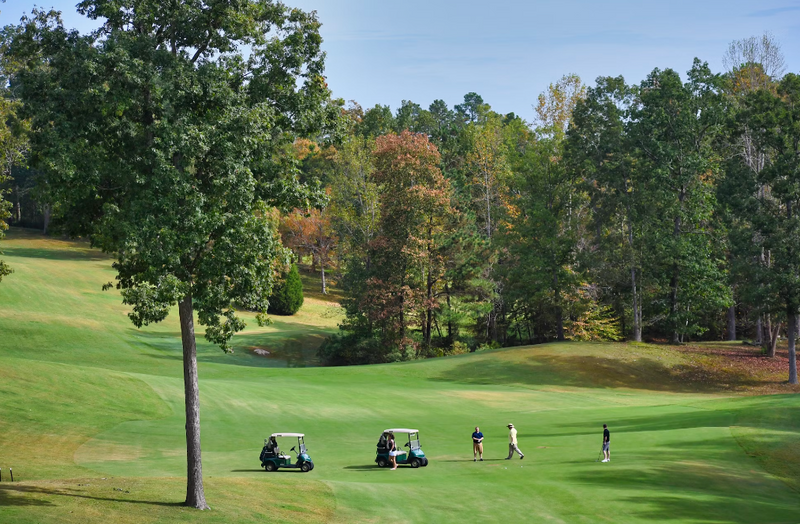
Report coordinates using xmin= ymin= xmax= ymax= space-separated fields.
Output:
xmin=384 ymin=428 xmax=419 ymax=434
xmin=270 ymin=432 xmax=304 ymax=438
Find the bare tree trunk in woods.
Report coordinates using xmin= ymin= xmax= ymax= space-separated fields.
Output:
xmin=445 ymin=283 xmax=453 ymax=344
xmin=14 ymin=184 xmax=21 ymax=223
xmin=755 ymin=316 xmax=763 ymax=345
xmin=42 ymin=204 xmax=51 ymax=235
xmin=399 ymin=270 xmax=407 ymax=348
xmin=627 ymin=211 xmax=642 ymax=342
xmin=484 ymin=171 xmax=492 ymax=240
xmin=727 ymin=304 xmax=736 ymax=341
xmin=766 ymin=318 xmax=780 ymax=358
xmin=425 ymin=269 xmax=433 ymax=348
xmin=178 ymin=295 xmax=209 ymax=510
xmin=670 ymin=272 xmax=680 ymax=344
xmin=553 ymin=267 xmax=565 ymax=341
xmin=788 ymin=312 xmax=798 ymax=384
xmin=631 ymin=266 xmax=641 ymax=342
xmin=320 ymin=264 xmax=327 ymax=295
xmin=670 ymin=188 xmax=685 ymax=344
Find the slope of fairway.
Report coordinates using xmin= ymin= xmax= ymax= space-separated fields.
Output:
xmin=1 ymin=228 xmax=800 ymax=523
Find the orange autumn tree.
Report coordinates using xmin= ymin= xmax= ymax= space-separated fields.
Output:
xmin=366 ymin=131 xmax=457 ymax=354
xmin=281 ymin=208 xmax=338 ymax=294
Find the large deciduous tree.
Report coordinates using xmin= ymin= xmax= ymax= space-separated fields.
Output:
xmin=628 ymin=61 xmax=730 ymax=343
xmin=368 ymin=131 xmax=455 ymax=354
xmin=566 ymin=76 xmax=645 ymax=341
xmin=735 ymin=74 xmax=800 ymax=383
xmin=5 ymin=0 xmax=336 ymax=508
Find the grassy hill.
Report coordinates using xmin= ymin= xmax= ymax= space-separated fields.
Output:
xmin=1 ymin=227 xmax=800 ymax=523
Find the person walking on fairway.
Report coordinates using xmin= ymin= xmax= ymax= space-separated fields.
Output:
xmin=601 ymin=424 xmax=611 ymax=462
xmin=472 ymin=426 xmax=484 ymax=461
xmin=506 ymin=423 xmax=524 ymax=459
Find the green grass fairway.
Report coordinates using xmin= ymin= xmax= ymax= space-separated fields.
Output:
xmin=1 ymin=227 xmax=800 ymax=523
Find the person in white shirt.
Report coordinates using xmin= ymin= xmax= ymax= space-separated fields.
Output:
xmin=506 ymin=423 xmax=524 ymax=460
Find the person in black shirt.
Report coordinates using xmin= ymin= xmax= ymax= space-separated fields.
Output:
xmin=472 ymin=426 xmax=484 ymax=461
xmin=601 ymin=424 xmax=610 ymax=462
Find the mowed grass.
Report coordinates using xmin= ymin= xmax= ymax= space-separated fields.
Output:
xmin=1 ymin=227 xmax=800 ymax=523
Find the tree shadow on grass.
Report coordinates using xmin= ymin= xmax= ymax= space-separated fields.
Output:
xmin=230 ymin=469 xmax=306 ymax=474
xmin=438 ymin=458 xmax=506 ymax=462
xmin=342 ymin=465 xmax=385 ymax=472
xmin=432 ymin=353 xmax=762 ymax=394
xmin=130 ymin=327 xmax=329 ymax=368
xmin=1 ymin=246 xmax=110 ymax=262
xmin=0 ymin=484 xmax=182 ymax=508
xmin=568 ymin=463 xmax=798 ymax=523
xmin=549 ymin=396 xmax=800 ymax=439
xmin=546 ymin=409 xmax=736 ymax=439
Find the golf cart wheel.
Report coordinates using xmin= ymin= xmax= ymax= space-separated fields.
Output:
xmin=300 ymin=462 xmax=311 ymax=473
xmin=410 ymin=458 xmax=421 ymax=468
xmin=264 ymin=462 xmax=277 ymax=472
xmin=377 ymin=457 xmax=388 ymax=468
xmin=422 ymin=458 xmax=429 ymax=467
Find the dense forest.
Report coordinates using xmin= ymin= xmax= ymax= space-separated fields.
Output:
xmin=2 ymin=24 xmax=799 ymax=381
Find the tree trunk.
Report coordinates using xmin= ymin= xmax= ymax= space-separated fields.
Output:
xmin=789 ymin=312 xmax=798 ymax=384
xmin=626 ymin=212 xmax=642 ymax=342
xmin=14 ymin=184 xmax=21 ymax=223
xmin=755 ymin=316 xmax=763 ymax=345
xmin=445 ymin=283 xmax=453 ymax=344
xmin=42 ymin=204 xmax=51 ymax=235
xmin=670 ymin=266 xmax=680 ymax=344
xmin=670 ymin=187 xmax=685 ymax=344
xmin=556 ymin=310 xmax=564 ymax=341
xmin=767 ymin=320 xmax=780 ymax=358
xmin=631 ymin=266 xmax=642 ymax=342
xmin=320 ymin=264 xmax=327 ymax=295
xmin=178 ymin=295 xmax=209 ymax=510
xmin=553 ymin=268 xmax=565 ymax=341
xmin=727 ymin=304 xmax=736 ymax=341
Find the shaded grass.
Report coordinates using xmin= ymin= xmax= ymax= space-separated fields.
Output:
xmin=0 ymin=477 xmax=334 ymax=523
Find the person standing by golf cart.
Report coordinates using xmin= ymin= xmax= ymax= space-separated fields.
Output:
xmin=506 ymin=423 xmax=524 ymax=460
xmin=472 ymin=426 xmax=484 ymax=461
xmin=387 ymin=432 xmax=400 ymax=470
xmin=601 ymin=424 xmax=611 ymax=462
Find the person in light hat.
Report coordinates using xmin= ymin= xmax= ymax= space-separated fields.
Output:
xmin=506 ymin=423 xmax=524 ymax=460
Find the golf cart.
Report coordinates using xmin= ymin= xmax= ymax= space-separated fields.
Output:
xmin=375 ymin=428 xmax=429 ymax=468
xmin=259 ymin=433 xmax=315 ymax=472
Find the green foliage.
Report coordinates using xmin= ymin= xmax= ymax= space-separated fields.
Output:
xmin=6 ymin=1 xmax=337 ymax=351
xmin=0 ymin=93 xmax=29 ymax=282
xmin=317 ymin=331 xmax=385 ymax=365
xmin=269 ymin=263 xmax=304 ymax=315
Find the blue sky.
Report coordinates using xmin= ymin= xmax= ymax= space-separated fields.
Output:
xmin=3 ymin=1 xmax=799 ymax=121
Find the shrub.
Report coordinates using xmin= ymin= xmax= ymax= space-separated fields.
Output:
xmin=268 ymin=264 xmax=304 ymax=315
xmin=318 ymin=333 xmax=385 ymax=365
